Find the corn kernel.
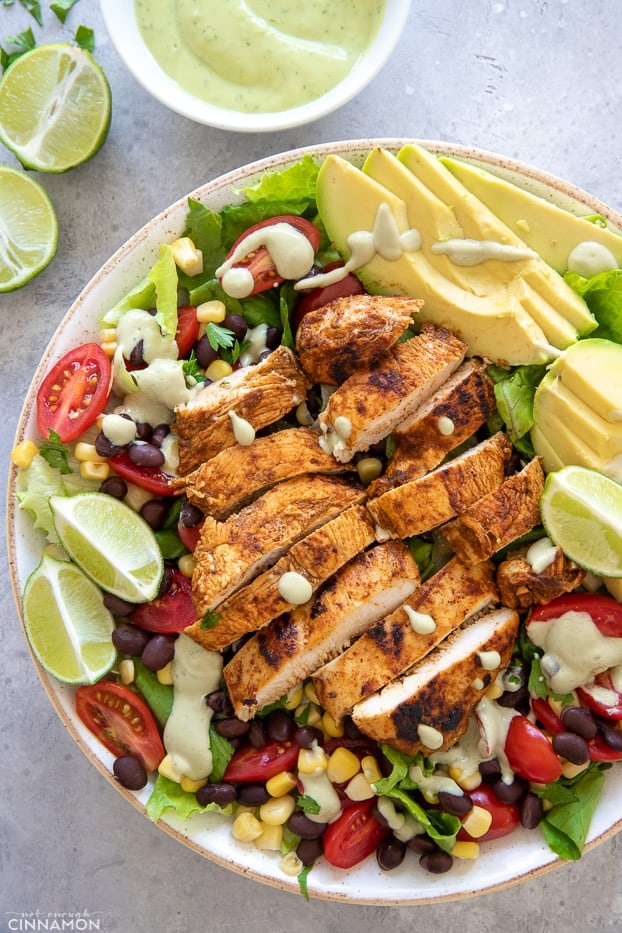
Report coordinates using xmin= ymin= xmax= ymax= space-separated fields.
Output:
xmin=205 ymin=359 xmax=233 ymax=382
xmin=232 ymin=811 xmax=263 ymax=842
xmin=11 ymin=439 xmax=39 ymax=469
xmin=485 ymin=681 xmax=504 ymax=700
xmin=99 ymin=328 xmax=117 ymax=345
xmin=344 ymin=772 xmax=375 ymax=801
xmin=452 ymin=840 xmax=480 ymax=860
xmin=181 ymin=775 xmax=207 ymax=793
xmin=283 ymin=683 xmax=303 ymax=710
xmin=196 ymin=299 xmax=226 ymax=324
xmin=80 ymin=460 xmax=110 ymax=481
xmin=449 ymin=765 xmax=482 ymax=792
xmin=171 ymin=237 xmax=204 ymax=277
xmin=118 ymin=658 xmax=135 ymax=685
xmin=178 ymin=554 xmax=195 ymax=578
xmin=158 ymin=754 xmax=182 ymax=783
xmin=361 ymin=755 xmax=383 ymax=785
xmin=265 ymin=771 xmax=297 ymax=798
xmin=100 ymin=340 xmax=118 ymax=357
xmin=460 ymin=805 xmax=492 ymax=839
xmin=259 ymin=794 xmax=296 ymax=826
xmin=304 ymin=681 xmax=320 ymax=705
xmin=157 ymin=662 xmax=174 ymax=686
xmin=561 ymin=759 xmax=591 ymax=779
xmin=254 ymin=823 xmax=283 ymax=851
xmin=305 ymin=703 xmax=322 ymax=727
xmin=74 ymin=441 xmax=103 ymax=462
xmin=356 ymin=456 xmax=383 ymax=485
xmin=279 ymin=851 xmax=303 ymax=876
xmin=327 ymin=747 xmax=360 ymax=784
xmin=297 ymin=745 xmax=328 ymax=774
xmin=322 ymin=710 xmax=344 ymax=738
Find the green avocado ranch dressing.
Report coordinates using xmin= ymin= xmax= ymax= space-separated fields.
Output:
xmin=134 ymin=0 xmax=386 ymax=113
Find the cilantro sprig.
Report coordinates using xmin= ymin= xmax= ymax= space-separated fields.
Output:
xmin=39 ymin=430 xmax=72 ymax=474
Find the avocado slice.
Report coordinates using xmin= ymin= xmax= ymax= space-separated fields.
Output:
xmin=534 ymin=368 xmax=622 ymax=459
xmin=440 ymin=155 xmax=622 ymax=273
xmin=553 ymin=338 xmax=622 ymax=422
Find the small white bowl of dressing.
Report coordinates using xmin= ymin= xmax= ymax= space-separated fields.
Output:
xmin=100 ymin=0 xmax=412 ymax=132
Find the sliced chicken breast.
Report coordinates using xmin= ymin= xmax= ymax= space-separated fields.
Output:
xmin=496 ymin=543 xmax=585 ymax=610
xmin=224 ymin=541 xmax=420 ymax=720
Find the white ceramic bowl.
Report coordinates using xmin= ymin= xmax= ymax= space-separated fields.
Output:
xmin=8 ymin=140 xmax=622 ymax=904
xmin=100 ymin=1 xmax=412 ymax=132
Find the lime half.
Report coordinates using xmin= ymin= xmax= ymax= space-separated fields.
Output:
xmin=0 ymin=166 xmax=58 ymax=291
xmin=22 ymin=553 xmax=116 ymax=684
xmin=50 ymin=492 xmax=164 ymax=603
xmin=0 ymin=44 xmax=111 ymax=173
xmin=540 ymin=465 xmax=622 ymax=577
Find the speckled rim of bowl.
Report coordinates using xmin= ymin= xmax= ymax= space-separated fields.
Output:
xmin=99 ymin=0 xmax=413 ymax=132
xmin=7 ymin=139 xmax=622 ymax=904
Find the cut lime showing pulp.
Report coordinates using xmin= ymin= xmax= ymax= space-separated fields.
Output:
xmin=22 ymin=553 xmax=116 ymax=684
xmin=0 ymin=44 xmax=111 ymax=173
xmin=0 ymin=166 xmax=58 ymax=291
xmin=50 ymin=492 xmax=164 ymax=602
xmin=540 ymin=465 xmax=622 ymax=577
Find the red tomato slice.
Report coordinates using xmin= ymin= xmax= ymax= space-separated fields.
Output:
xmin=577 ymin=671 xmax=622 ymax=720
xmin=457 ymin=784 xmax=520 ymax=842
xmin=177 ymin=518 xmax=204 ymax=552
xmin=130 ymin=569 xmax=196 ymax=633
xmin=291 ymin=261 xmax=366 ymax=333
xmin=36 ymin=343 xmax=112 ymax=443
xmin=76 ymin=681 xmax=165 ymax=772
xmin=504 ymin=712 xmax=562 ymax=783
xmin=529 ymin=592 xmax=622 ymax=639
xmin=108 ymin=451 xmax=176 ymax=497
xmin=223 ymin=740 xmax=300 ymax=783
xmin=220 ymin=215 xmax=321 ymax=296
xmin=322 ymin=799 xmax=389 ymax=869
xmin=175 ymin=305 xmax=199 ymax=358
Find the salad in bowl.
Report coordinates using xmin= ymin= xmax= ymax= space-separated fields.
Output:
xmin=8 ymin=139 xmax=622 ymax=903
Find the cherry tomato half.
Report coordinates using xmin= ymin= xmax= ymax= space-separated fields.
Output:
xmin=36 ymin=342 xmax=112 ymax=443
xmin=175 ymin=305 xmax=199 ymax=358
xmin=529 ymin=592 xmax=622 ymax=639
xmin=531 ymin=696 xmax=622 ymax=762
xmin=223 ymin=740 xmax=300 ymax=783
xmin=177 ymin=518 xmax=204 ymax=552
xmin=322 ymin=799 xmax=389 ymax=869
xmin=108 ymin=450 xmax=176 ymax=497
xmin=130 ymin=569 xmax=196 ymax=633
xmin=504 ymin=712 xmax=562 ymax=783
xmin=220 ymin=215 xmax=321 ymax=297
xmin=577 ymin=670 xmax=622 ymax=721
xmin=291 ymin=261 xmax=366 ymax=333
xmin=457 ymin=784 xmax=520 ymax=843
xmin=75 ymin=681 xmax=165 ymax=772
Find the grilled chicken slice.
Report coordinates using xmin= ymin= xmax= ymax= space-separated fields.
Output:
xmin=295 ymin=294 xmax=423 ymax=385
xmin=191 ymin=474 xmax=366 ymax=614
xmin=440 ymin=457 xmax=545 ymax=565
xmin=317 ymin=324 xmax=467 ymax=463
xmin=314 ymin=557 xmax=498 ymax=721
xmin=369 ymin=360 xmax=496 ymax=496
xmin=186 ymin=504 xmax=376 ymax=651
xmin=171 ymin=426 xmax=353 ymax=519
xmin=367 ymin=432 xmax=512 ymax=541
xmin=496 ymin=541 xmax=586 ymax=610
xmin=173 ymin=346 xmax=309 ymax=473
xmin=224 ymin=541 xmax=420 ymax=720
xmin=350 ymin=607 xmax=519 ymax=756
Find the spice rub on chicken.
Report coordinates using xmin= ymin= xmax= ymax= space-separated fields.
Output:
xmin=173 ymin=345 xmax=309 ymax=474
xmin=223 ymin=541 xmax=420 ymax=720
xmin=317 ymin=323 xmax=467 ymax=463
xmin=350 ymin=607 xmax=519 ymax=756
xmin=295 ymin=294 xmax=423 ymax=385
xmin=496 ymin=542 xmax=586 ymax=611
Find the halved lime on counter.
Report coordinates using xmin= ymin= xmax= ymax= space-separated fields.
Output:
xmin=50 ymin=492 xmax=164 ymax=603
xmin=0 ymin=43 xmax=111 ymax=173
xmin=22 ymin=553 xmax=117 ymax=684
xmin=540 ymin=465 xmax=622 ymax=577
xmin=0 ymin=165 xmax=58 ymax=291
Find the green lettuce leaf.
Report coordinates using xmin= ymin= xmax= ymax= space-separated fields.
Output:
xmin=100 ymin=244 xmax=178 ymax=335
xmin=564 ymin=268 xmax=622 ymax=344
xmin=146 ymin=774 xmax=231 ymax=822
xmin=538 ymin=765 xmax=606 ymax=860
xmin=487 ymin=363 xmax=547 ymax=456
xmin=383 ymin=786 xmax=460 ymax=854
xmin=16 ymin=454 xmax=99 ymax=542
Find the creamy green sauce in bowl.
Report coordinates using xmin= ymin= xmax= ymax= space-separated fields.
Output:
xmin=134 ymin=0 xmax=386 ymax=113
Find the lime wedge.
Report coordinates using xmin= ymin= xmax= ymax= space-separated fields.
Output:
xmin=540 ymin=465 xmax=622 ymax=577
xmin=0 ymin=166 xmax=58 ymax=291
xmin=22 ymin=553 xmax=117 ymax=684
xmin=50 ymin=492 xmax=164 ymax=603
xmin=0 ymin=44 xmax=111 ymax=173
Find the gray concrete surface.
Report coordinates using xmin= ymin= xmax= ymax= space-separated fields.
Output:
xmin=2 ymin=1 xmax=622 ymax=930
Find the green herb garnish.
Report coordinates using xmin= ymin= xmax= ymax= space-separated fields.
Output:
xmin=200 ymin=609 xmax=222 ymax=630
xmin=39 ymin=430 xmax=72 ymax=474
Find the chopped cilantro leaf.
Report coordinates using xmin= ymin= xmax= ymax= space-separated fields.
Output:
xmin=50 ymin=0 xmax=79 ymax=23
xmin=39 ymin=430 xmax=72 ymax=474
xmin=296 ymin=795 xmax=321 ymax=815
xmin=205 ymin=322 xmax=235 ymax=352
xmin=18 ymin=0 xmax=42 ymax=25
xmin=1 ymin=26 xmax=35 ymax=69
xmin=74 ymin=23 xmax=94 ymax=51
xmin=200 ymin=609 xmax=222 ymax=630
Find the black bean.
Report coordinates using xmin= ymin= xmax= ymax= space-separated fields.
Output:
xmin=598 ymin=719 xmax=622 ymax=751
xmin=376 ymin=837 xmax=406 ymax=871
xmin=135 ymin=421 xmax=152 ymax=441
xmin=157 ymin=566 xmax=175 ymax=598
xmin=479 ymin=758 xmax=502 ymax=777
xmin=111 ymin=622 xmax=151 ymax=655
xmin=247 ymin=719 xmax=267 ymax=749
xmin=406 ymin=835 xmax=436 ymax=856
xmin=204 ymin=690 xmax=234 ymax=715
xmin=438 ymin=791 xmax=473 ymax=817
xmin=150 ymin=424 xmax=170 ymax=448
xmin=223 ymin=314 xmax=247 ymax=342
xmin=287 ymin=811 xmax=327 ymax=840
xmin=256 ymin=350 xmax=272 ymax=364
xmin=113 ymin=755 xmax=148 ymax=790
xmin=128 ymin=441 xmax=165 ymax=468
xmin=266 ymin=709 xmax=295 ymax=742
xmin=95 ymin=432 xmax=125 ymax=459
xmin=237 ymin=783 xmax=270 ymax=807
xmin=560 ymin=705 xmax=598 ymax=740
xmin=140 ymin=498 xmax=169 ymax=531
xmin=128 ymin=340 xmax=145 ymax=368
xmin=294 ymin=725 xmax=324 ymax=749
xmin=419 ymin=850 xmax=453 ymax=874
xmin=552 ymin=731 xmax=590 ymax=765
xmin=196 ymin=782 xmax=237 ymax=808
xmin=99 ymin=475 xmax=128 ymax=499
xmin=497 ymin=684 xmax=529 ymax=709
xmin=104 ymin=592 xmax=137 ymax=618
xmin=265 ymin=327 xmax=282 ymax=350
xmin=195 ymin=335 xmax=219 ymax=370
xmin=342 ymin=716 xmax=365 ymax=740
xmin=296 ymin=837 xmax=323 ymax=866
xmin=141 ymin=634 xmax=176 ymax=671
xmin=520 ymin=792 xmax=543 ymax=830
xmin=180 ymin=498 xmax=204 ymax=528
xmin=214 ymin=717 xmax=250 ymax=739
xmin=493 ymin=777 xmax=527 ymax=804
